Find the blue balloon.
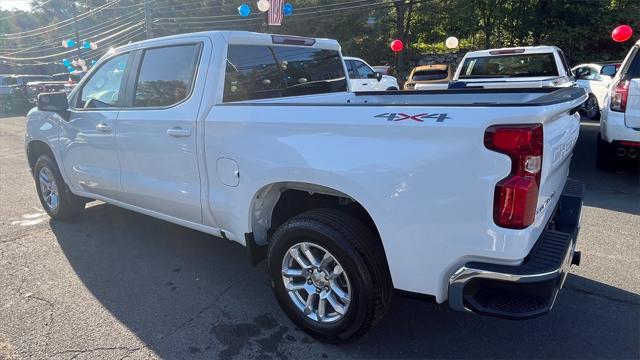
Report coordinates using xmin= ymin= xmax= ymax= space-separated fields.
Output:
xmin=238 ymin=3 xmax=251 ymax=17
xmin=283 ymin=3 xmax=293 ymax=16
xmin=91 ymin=60 xmax=96 ymax=65
xmin=83 ymin=40 xmax=91 ymax=49
xmin=67 ymin=65 xmax=75 ymax=72
xmin=62 ymin=58 xmax=71 ymax=66
xmin=66 ymin=39 xmax=76 ymax=48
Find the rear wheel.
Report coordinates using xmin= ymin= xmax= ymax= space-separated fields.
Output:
xmin=34 ymin=155 xmax=86 ymax=220
xmin=267 ymin=209 xmax=392 ymax=343
xmin=584 ymin=94 xmax=600 ymax=120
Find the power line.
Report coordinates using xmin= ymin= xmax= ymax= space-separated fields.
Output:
xmin=0 ymin=21 xmax=143 ymax=61
xmin=1 ymin=0 xmax=123 ymax=39
xmin=2 ymin=11 xmax=144 ymax=55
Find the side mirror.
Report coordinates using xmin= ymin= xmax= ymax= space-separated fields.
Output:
xmin=37 ymin=92 xmax=69 ymax=112
xmin=375 ymin=72 xmax=383 ymax=82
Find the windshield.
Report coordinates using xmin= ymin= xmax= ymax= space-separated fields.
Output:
xmin=459 ymin=53 xmax=558 ymax=78
xmin=412 ymin=69 xmax=448 ymax=81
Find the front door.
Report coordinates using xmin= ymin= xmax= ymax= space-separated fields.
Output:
xmin=115 ymin=41 xmax=207 ymax=223
xmin=60 ymin=52 xmax=131 ymax=199
xmin=348 ymin=60 xmax=379 ymax=91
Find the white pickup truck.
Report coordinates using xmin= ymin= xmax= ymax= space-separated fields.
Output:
xmin=26 ymin=31 xmax=586 ymax=342
xmin=451 ymin=46 xmax=575 ymax=89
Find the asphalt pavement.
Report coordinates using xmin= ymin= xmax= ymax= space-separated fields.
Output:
xmin=1 ymin=115 xmax=638 ymax=359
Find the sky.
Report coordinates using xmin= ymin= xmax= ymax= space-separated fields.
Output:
xmin=0 ymin=0 xmax=32 ymax=12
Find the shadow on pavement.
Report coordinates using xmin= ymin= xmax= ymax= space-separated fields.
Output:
xmin=570 ymin=120 xmax=639 ymax=215
xmin=50 ymin=204 xmax=640 ymax=359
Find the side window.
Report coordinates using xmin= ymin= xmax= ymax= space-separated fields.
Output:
xmin=627 ymin=48 xmax=640 ymax=79
xmin=133 ymin=44 xmax=200 ymax=107
xmin=557 ymin=50 xmax=572 ymax=77
xmin=224 ymin=45 xmax=284 ymax=102
xmin=345 ymin=61 xmax=357 ymax=78
xmin=78 ymin=53 xmax=129 ymax=109
xmin=601 ymin=64 xmax=617 ymax=77
xmin=353 ymin=60 xmax=374 ymax=79
xmin=224 ymin=45 xmax=347 ymax=101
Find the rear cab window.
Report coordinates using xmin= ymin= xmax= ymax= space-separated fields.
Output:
xmin=224 ymin=44 xmax=347 ymax=102
xmin=412 ymin=69 xmax=448 ymax=81
xmin=459 ymin=53 xmax=559 ymax=78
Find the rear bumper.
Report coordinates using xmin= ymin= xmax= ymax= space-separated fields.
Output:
xmin=448 ymin=178 xmax=584 ymax=320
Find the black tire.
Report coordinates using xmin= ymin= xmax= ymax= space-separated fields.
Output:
xmin=267 ymin=209 xmax=392 ymax=343
xmin=584 ymin=94 xmax=600 ymax=120
xmin=34 ymin=154 xmax=85 ymax=220
xmin=596 ymin=132 xmax=616 ymax=171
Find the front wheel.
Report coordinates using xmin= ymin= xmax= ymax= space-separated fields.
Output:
xmin=34 ymin=155 xmax=86 ymax=220
xmin=267 ymin=209 xmax=392 ymax=343
xmin=584 ymin=94 xmax=600 ymax=120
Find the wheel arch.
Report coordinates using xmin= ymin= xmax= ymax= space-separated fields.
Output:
xmin=248 ymin=181 xmax=387 ymax=264
xmin=27 ymin=139 xmax=56 ymax=172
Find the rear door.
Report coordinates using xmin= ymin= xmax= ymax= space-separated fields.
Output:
xmin=624 ymin=46 xmax=640 ymax=128
xmin=115 ymin=39 xmax=209 ymax=223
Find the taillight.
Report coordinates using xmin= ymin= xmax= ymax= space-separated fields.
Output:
xmin=610 ymin=79 xmax=629 ymax=112
xmin=485 ymin=124 xmax=543 ymax=229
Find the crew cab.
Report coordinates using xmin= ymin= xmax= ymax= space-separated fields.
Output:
xmin=451 ymin=46 xmax=574 ymax=89
xmin=597 ymin=40 xmax=640 ymax=169
xmin=26 ymin=31 xmax=586 ymax=342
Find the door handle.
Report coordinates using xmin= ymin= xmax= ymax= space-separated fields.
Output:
xmin=166 ymin=127 xmax=191 ymax=137
xmin=362 ymin=83 xmax=368 ymax=86
xmin=96 ymin=122 xmax=112 ymax=133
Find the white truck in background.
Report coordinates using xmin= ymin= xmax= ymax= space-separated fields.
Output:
xmin=343 ymin=56 xmax=399 ymax=91
xmin=451 ymin=46 xmax=574 ymax=89
xmin=597 ymin=39 xmax=640 ymax=169
xmin=26 ymin=31 xmax=586 ymax=342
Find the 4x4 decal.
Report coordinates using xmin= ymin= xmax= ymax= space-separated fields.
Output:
xmin=374 ymin=113 xmax=450 ymax=123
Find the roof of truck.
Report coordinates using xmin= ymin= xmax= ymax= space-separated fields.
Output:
xmin=111 ymin=31 xmax=341 ymax=54
xmin=464 ymin=46 xmax=561 ymax=58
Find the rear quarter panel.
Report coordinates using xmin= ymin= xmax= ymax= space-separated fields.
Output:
xmin=204 ymin=101 xmax=579 ymax=302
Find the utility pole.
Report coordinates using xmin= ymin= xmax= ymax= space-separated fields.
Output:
xmin=71 ymin=0 xmax=81 ymax=60
xmin=143 ymin=0 xmax=153 ymax=39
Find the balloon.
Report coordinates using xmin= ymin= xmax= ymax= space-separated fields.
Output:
xmin=83 ymin=40 xmax=91 ymax=49
xmin=62 ymin=58 xmax=71 ymax=66
xmin=61 ymin=40 xmax=68 ymax=48
xmin=71 ymin=60 xmax=78 ymax=67
xmin=390 ymin=39 xmax=404 ymax=53
xmin=67 ymin=66 xmax=75 ymax=72
xmin=283 ymin=2 xmax=293 ymax=16
xmin=257 ymin=0 xmax=270 ymax=12
xmin=90 ymin=42 xmax=98 ymax=50
xmin=238 ymin=3 xmax=251 ymax=17
xmin=445 ymin=36 xmax=459 ymax=49
xmin=81 ymin=65 xmax=88 ymax=72
xmin=77 ymin=59 xmax=85 ymax=66
xmin=91 ymin=60 xmax=97 ymax=65
xmin=612 ymin=25 xmax=633 ymax=43
xmin=66 ymin=39 xmax=76 ymax=48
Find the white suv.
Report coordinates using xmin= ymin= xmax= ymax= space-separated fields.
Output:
xmin=343 ymin=56 xmax=399 ymax=91
xmin=597 ymin=40 xmax=640 ymax=169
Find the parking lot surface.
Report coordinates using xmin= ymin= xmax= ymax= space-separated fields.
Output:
xmin=1 ymin=116 xmax=638 ymax=359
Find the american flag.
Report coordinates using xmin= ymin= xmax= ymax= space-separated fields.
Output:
xmin=268 ymin=0 xmax=283 ymax=26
